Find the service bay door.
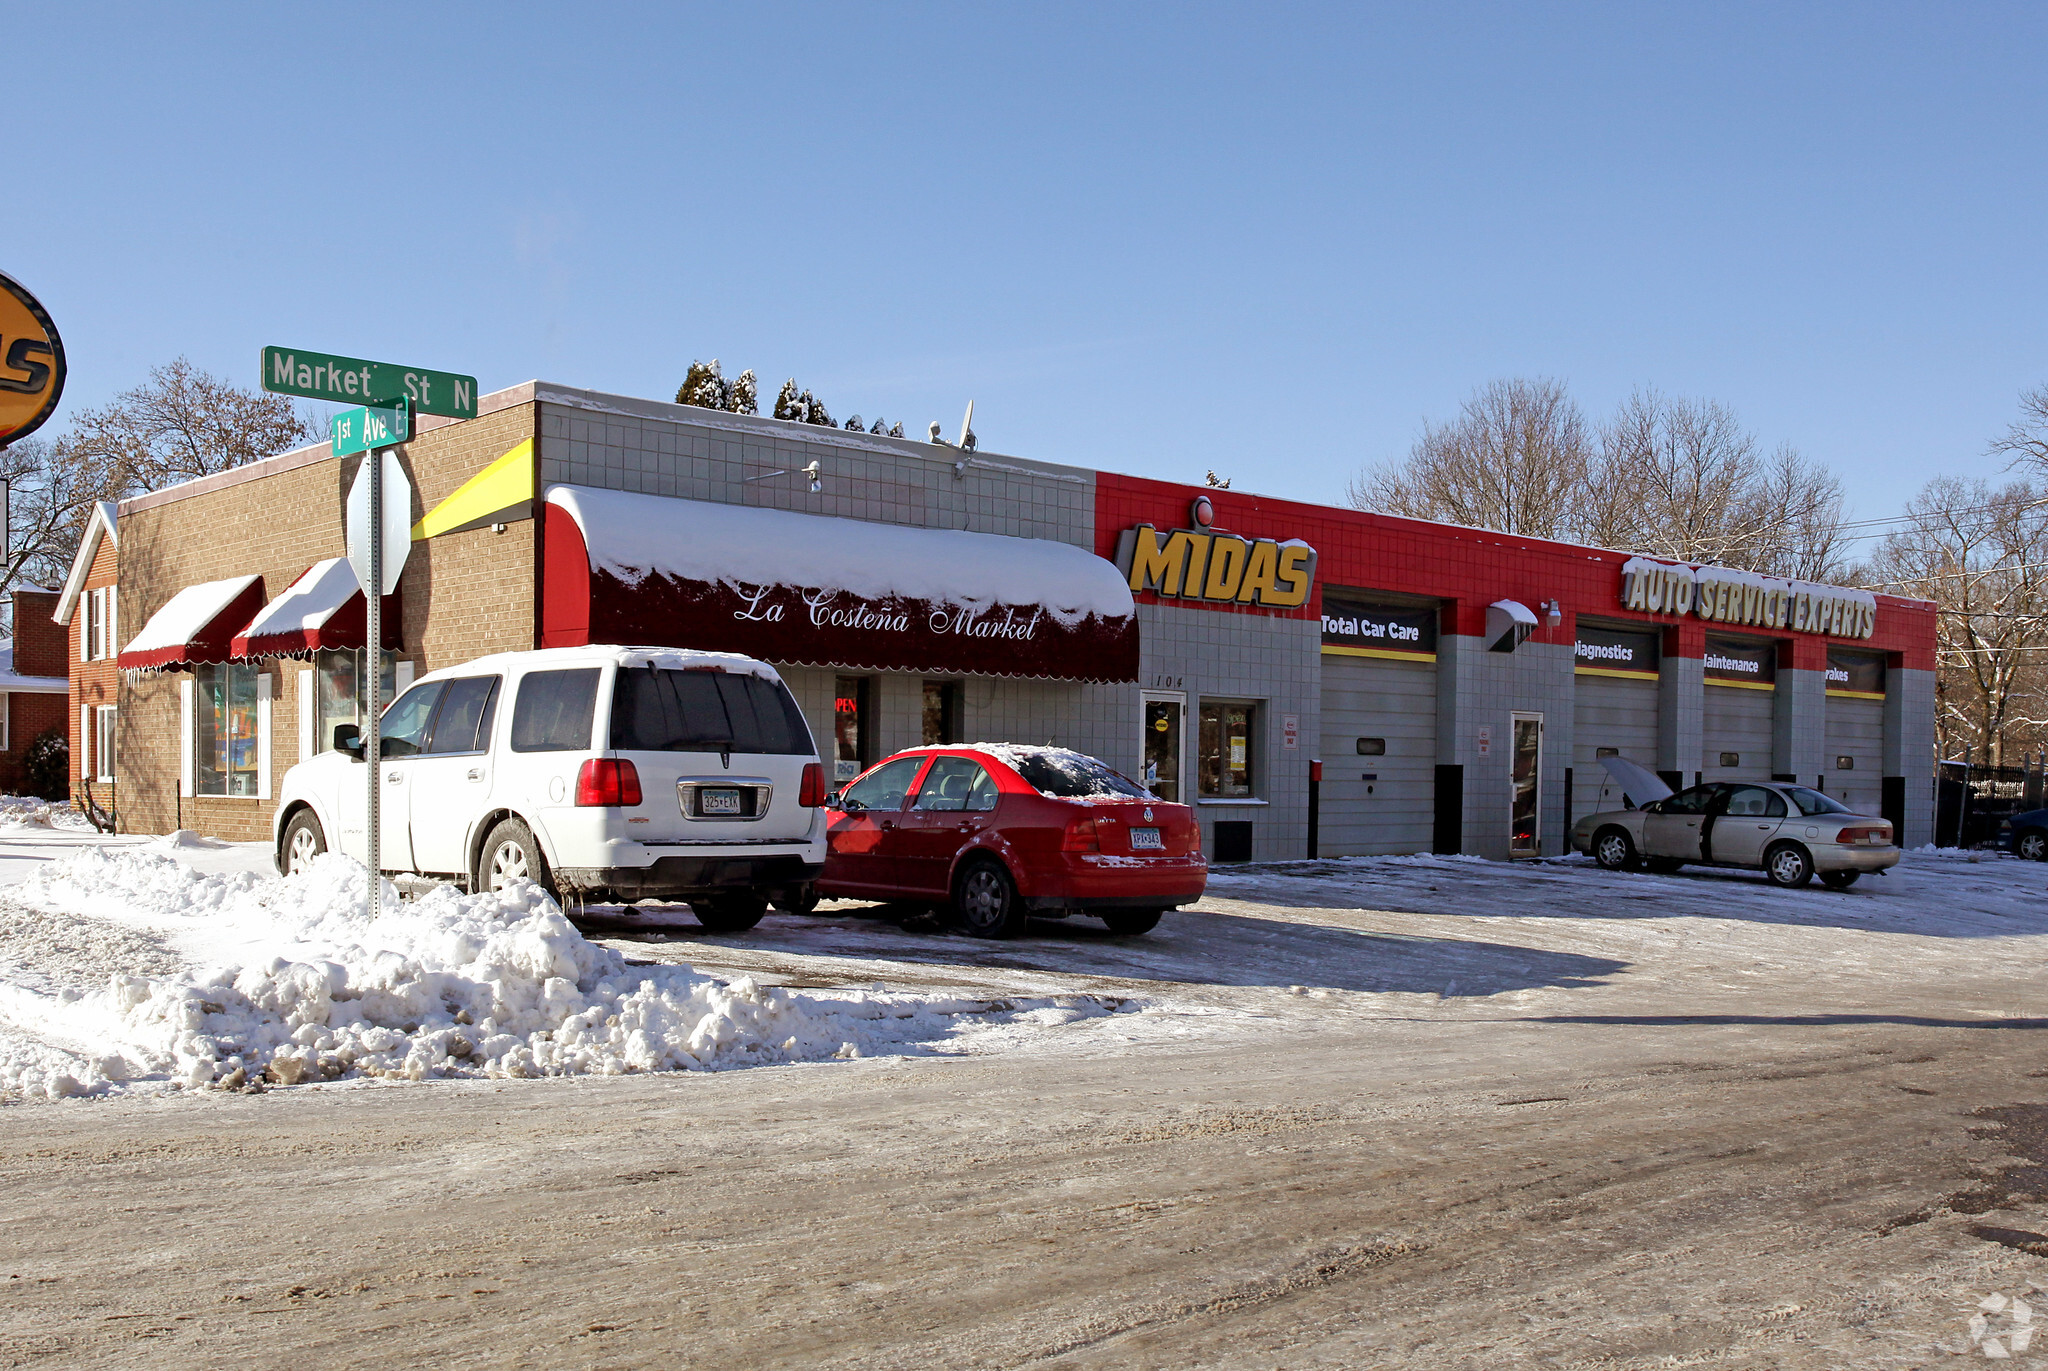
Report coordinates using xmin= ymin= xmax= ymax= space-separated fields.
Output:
xmin=1318 ymin=655 xmax=1437 ymax=855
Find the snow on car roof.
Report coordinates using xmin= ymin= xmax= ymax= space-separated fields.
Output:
xmin=547 ymin=484 xmax=1135 ymax=626
xmin=410 ymin=644 xmax=784 ymax=685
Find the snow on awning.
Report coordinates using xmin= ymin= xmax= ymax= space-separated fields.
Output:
xmin=118 ymin=575 xmax=266 ymax=671
xmin=229 ymin=558 xmax=401 ymax=660
xmin=541 ymin=485 xmax=1140 ymax=683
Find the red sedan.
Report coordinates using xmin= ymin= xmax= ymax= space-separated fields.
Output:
xmin=819 ymin=744 xmax=1207 ymax=938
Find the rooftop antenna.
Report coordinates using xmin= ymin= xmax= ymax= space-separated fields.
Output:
xmin=958 ymin=401 xmax=976 ymax=453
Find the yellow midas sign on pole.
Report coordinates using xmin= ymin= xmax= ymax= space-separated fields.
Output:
xmin=0 ymin=271 xmax=64 ymax=446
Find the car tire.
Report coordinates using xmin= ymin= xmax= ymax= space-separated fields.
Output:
xmin=1592 ymin=826 xmax=1639 ymax=871
xmin=1644 ymin=857 xmax=1685 ymax=874
xmin=1764 ymin=841 xmax=1815 ymax=888
xmin=1818 ymin=870 xmax=1861 ymax=890
xmin=479 ymin=818 xmax=557 ymax=901
xmin=281 ymin=809 xmax=327 ymax=876
xmin=772 ymin=884 xmax=822 ymax=916
xmin=1100 ymin=909 xmax=1163 ymax=936
xmin=691 ymin=894 xmax=767 ymax=933
xmin=2020 ymin=830 xmax=2048 ymax=862
xmin=954 ymin=858 xmax=1028 ymax=939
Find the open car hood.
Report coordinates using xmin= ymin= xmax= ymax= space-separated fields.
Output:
xmin=1597 ymin=755 xmax=1673 ymax=807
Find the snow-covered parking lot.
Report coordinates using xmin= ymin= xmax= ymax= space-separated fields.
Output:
xmin=5 ymin=818 xmax=2048 ymax=1367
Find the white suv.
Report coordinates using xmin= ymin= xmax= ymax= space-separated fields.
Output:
xmin=273 ymin=645 xmax=828 ymax=930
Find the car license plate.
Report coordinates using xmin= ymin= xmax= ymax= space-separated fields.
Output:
xmin=699 ymin=788 xmax=743 ymax=816
xmin=1129 ymin=827 xmax=1163 ymax=850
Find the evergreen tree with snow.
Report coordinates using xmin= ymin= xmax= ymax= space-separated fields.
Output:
xmin=676 ymin=359 xmax=723 ymax=409
xmin=773 ymin=379 xmax=804 ymax=421
xmin=804 ymin=392 xmax=833 ymax=428
xmin=730 ymin=369 xmax=758 ymax=415
xmin=870 ymin=417 xmax=886 ymax=434
xmin=888 ymin=421 xmax=903 ymax=438
xmin=845 ymin=414 xmax=864 ymax=431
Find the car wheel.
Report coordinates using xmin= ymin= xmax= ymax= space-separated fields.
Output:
xmin=691 ymin=894 xmax=767 ymax=932
xmin=281 ymin=810 xmax=326 ymax=876
xmin=480 ymin=818 xmax=557 ymax=900
xmin=954 ymin=858 xmax=1027 ymax=939
xmin=1818 ymin=870 xmax=1861 ymax=890
xmin=772 ymin=884 xmax=821 ymax=916
xmin=1764 ymin=841 xmax=1814 ymax=888
xmin=1644 ymin=857 xmax=1685 ymax=874
xmin=2020 ymin=830 xmax=2048 ymax=862
xmin=1592 ymin=826 xmax=1639 ymax=871
xmin=1100 ymin=909 xmax=1163 ymax=936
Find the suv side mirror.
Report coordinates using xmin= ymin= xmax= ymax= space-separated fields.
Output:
xmin=333 ymin=724 xmax=365 ymax=761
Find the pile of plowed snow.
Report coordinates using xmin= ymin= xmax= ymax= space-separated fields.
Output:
xmin=0 ymin=849 xmax=1121 ymax=1101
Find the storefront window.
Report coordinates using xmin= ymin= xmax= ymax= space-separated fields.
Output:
xmin=314 ymin=649 xmax=397 ymax=754
xmin=922 ymin=681 xmax=961 ymax=746
xmin=195 ymin=663 xmax=260 ymax=797
xmin=1144 ymin=697 xmax=1183 ymax=802
xmin=1198 ymin=702 xmax=1255 ymax=799
xmin=834 ymin=676 xmax=871 ymax=782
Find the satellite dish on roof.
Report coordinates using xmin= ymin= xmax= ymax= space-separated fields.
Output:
xmin=958 ymin=400 xmax=976 ymax=453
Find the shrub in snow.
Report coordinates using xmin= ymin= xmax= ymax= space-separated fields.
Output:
xmin=773 ymin=378 xmax=834 ymax=427
xmin=675 ymin=360 xmax=760 ymax=415
xmin=2 ymin=850 xmax=1120 ymax=1101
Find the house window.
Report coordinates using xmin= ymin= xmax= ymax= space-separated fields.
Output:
xmin=833 ymin=676 xmax=871 ymax=783
xmin=81 ymin=586 xmax=119 ymax=661
xmin=922 ymin=680 xmax=962 ymax=746
xmin=313 ymin=649 xmax=397 ymax=754
xmin=93 ymin=707 xmax=115 ymax=782
xmin=1198 ymin=701 xmax=1256 ymax=798
xmin=194 ymin=663 xmax=261 ymax=796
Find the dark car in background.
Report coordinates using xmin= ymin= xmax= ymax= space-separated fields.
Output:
xmin=2002 ymin=808 xmax=2048 ymax=861
xmin=819 ymin=744 xmax=1206 ymax=938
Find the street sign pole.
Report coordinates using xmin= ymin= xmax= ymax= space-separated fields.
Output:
xmin=366 ymin=446 xmax=382 ymax=923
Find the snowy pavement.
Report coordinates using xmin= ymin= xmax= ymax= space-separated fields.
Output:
xmin=1 ymin=801 xmax=2043 ymax=1104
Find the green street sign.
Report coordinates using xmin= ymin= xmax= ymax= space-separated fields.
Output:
xmin=262 ymin=346 xmax=478 ymax=419
xmin=331 ymin=398 xmax=411 ymax=456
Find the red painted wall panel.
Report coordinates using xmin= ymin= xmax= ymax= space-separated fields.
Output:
xmin=1093 ymin=472 xmax=1936 ymax=671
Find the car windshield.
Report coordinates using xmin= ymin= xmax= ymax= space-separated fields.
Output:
xmin=1783 ymin=786 xmax=1852 ymax=816
xmin=978 ymin=745 xmax=1150 ymax=799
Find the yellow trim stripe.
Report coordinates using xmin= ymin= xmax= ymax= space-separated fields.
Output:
xmin=1321 ymin=645 xmax=1437 ymax=662
xmin=413 ymin=438 xmax=536 ymax=540
xmin=1706 ymin=676 xmax=1776 ymax=691
xmin=1574 ymin=666 xmax=1659 ymax=681
xmin=1826 ymin=689 xmax=1886 ymax=701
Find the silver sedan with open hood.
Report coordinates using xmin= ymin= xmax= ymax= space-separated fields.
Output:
xmin=1569 ymin=757 xmax=1898 ymax=889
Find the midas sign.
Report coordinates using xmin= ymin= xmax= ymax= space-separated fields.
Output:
xmin=1115 ymin=524 xmax=1317 ymax=608
xmin=0 ymin=272 xmax=65 ymax=445
xmin=1621 ymin=556 xmax=1876 ymax=639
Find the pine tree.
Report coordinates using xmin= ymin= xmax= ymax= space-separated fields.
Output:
xmin=773 ymin=379 xmax=803 ymax=421
xmin=677 ymin=359 xmax=729 ymax=409
xmin=845 ymin=414 xmax=864 ymax=431
xmin=730 ymin=369 xmax=758 ymax=415
xmin=803 ymin=392 xmax=833 ymax=428
xmin=888 ymin=421 xmax=904 ymax=438
xmin=869 ymin=417 xmax=886 ymax=434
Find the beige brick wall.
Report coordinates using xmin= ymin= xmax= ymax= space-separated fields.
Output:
xmin=117 ymin=405 xmax=540 ymax=842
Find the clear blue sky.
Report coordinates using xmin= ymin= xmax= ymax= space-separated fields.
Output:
xmin=14 ymin=4 xmax=2047 ymax=536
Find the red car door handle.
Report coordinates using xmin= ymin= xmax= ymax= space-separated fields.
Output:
xmin=881 ymin=820 xmax=895 ymax=831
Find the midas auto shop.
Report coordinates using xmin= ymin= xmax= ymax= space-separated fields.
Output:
xmin=66 ymin=379 xmax=1937 ymax=863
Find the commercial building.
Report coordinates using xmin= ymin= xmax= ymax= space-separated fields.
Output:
xmin=62 ymin=380 xmax=1938 ymax=864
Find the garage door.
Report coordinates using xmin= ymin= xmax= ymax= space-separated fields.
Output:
xmin=1571 ymin=674 xmax=1660 ymax=824
xmin=1825 ymin=696 xmax=1885 ymax=815
xmin=1319 ymin=654 xmax=1436 ymax=855
xmin=1703 ymin=684 xmax=1776 ymax=785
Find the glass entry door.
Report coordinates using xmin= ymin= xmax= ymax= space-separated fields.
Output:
xmin=1142 ymin=693 xmax=1185 ymax=802
xmin=1510 ymin=712 xmax=1543 ymax=857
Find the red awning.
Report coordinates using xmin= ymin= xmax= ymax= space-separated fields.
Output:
xmin=117 ymin=575 xmax=267 ymax=671
xmin=229 ymin=558 xmax=400 ymax=659
xmin=540 ymin=485 xmax=1140 ymax=683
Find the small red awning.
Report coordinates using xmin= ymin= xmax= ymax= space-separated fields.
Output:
xmin=230 ymin=558 xmax=400 ymax=659
xmin=117 ymin=575 xmax=266 ymax=671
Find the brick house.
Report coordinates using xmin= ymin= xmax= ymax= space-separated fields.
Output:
xmin=0 ymin=583 xmax=73 ymax=797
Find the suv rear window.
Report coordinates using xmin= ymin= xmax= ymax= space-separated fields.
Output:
xmin=610 ymin=669 xmax=814 ymax=755
xmin=511 ymin=668 xmax=601 ymax=752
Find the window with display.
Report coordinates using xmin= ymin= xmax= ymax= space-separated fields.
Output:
xmin=834 ymin=676 xmax=871 ymax=783
xmin=1198 ymin=701 xmax=1256 ymax=798
xmin=194 ymin=663 xmax=261 ymax=797
xmin=314 ymin=649 xmax=398 ymax=755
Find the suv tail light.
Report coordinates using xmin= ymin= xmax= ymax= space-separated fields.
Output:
xmin=1838 ymin=825 xmax=1889 ymax=846
xmin=1061 ymin=814 xmax=1101 ymax=854
xmin=576 ymin=758 xmax=643 ymax=807
xmin=799 ymin=762 xmax=827 ymax=808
